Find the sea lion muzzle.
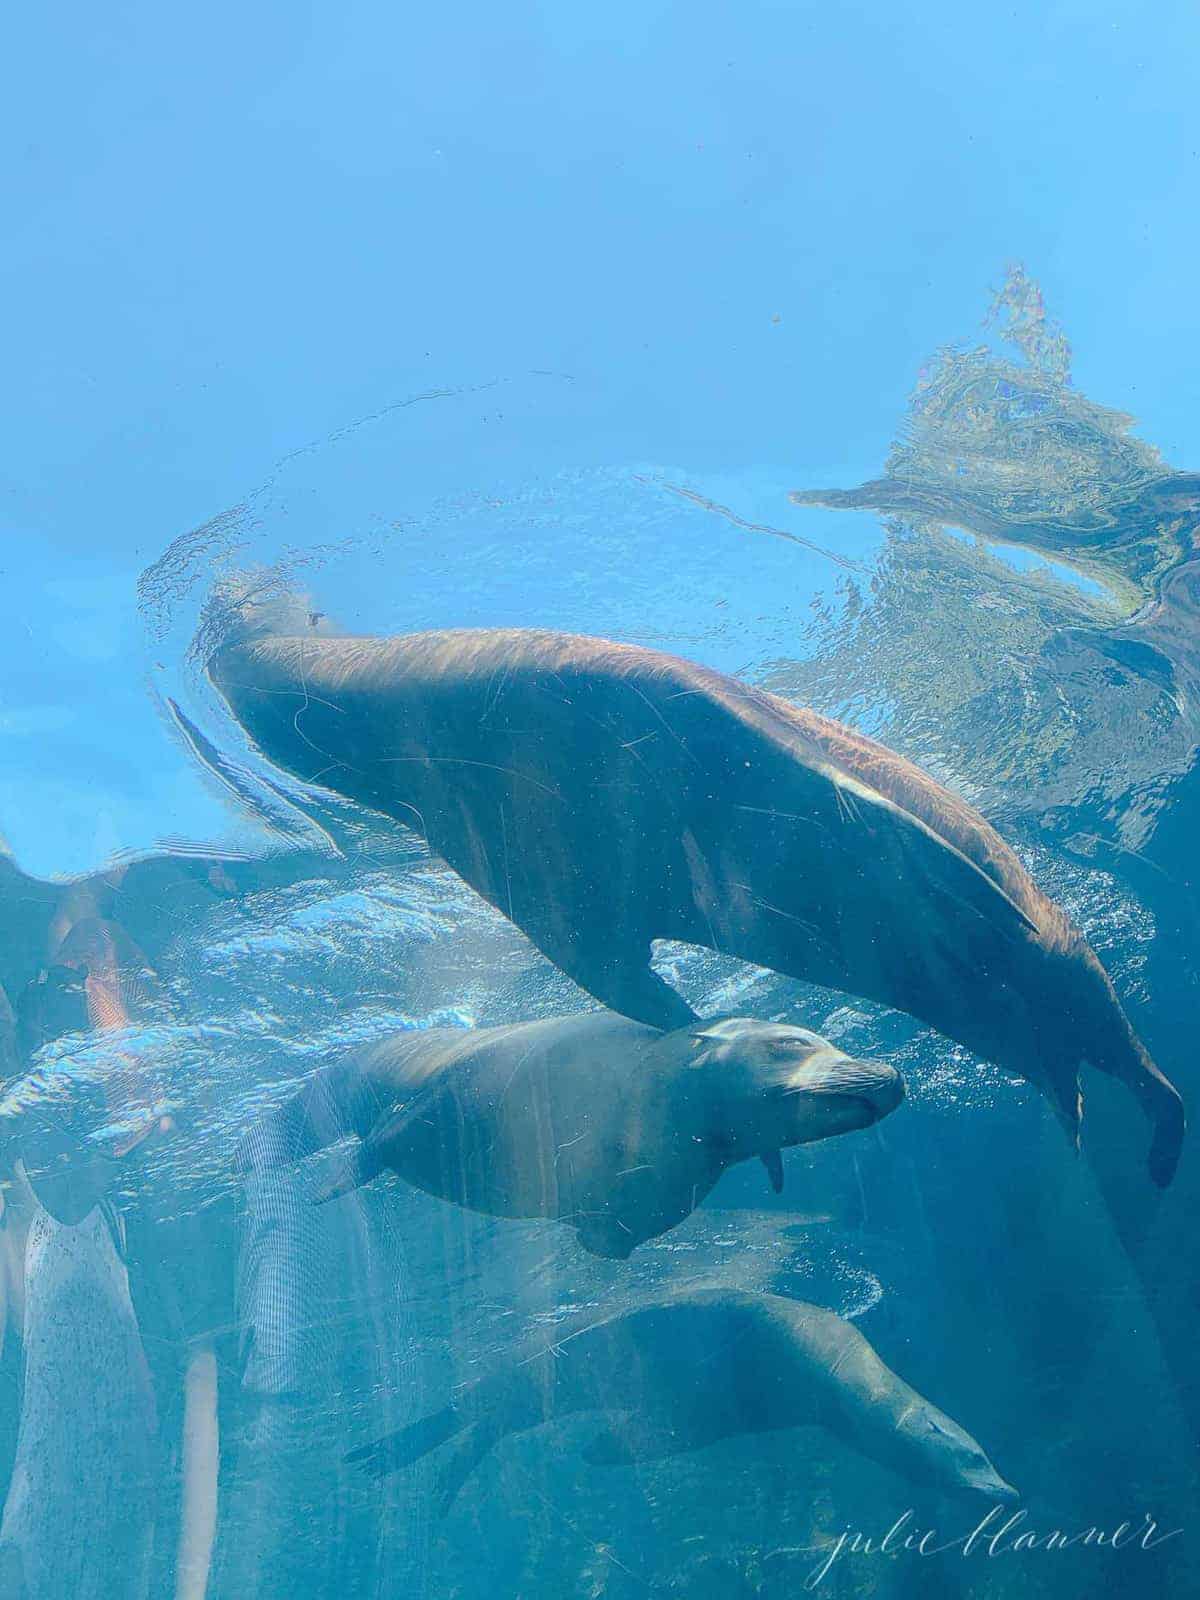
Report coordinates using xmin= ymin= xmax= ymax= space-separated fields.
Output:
xmin=753 ymin=1051 xmax=904 ymax=1192
xmin=798 ymin=1053 xmax=906 ymax=1124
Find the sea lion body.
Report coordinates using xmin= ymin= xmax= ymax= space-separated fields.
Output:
xmin=347 ymin=1288 xmax=1018 ymax=1509
xmin=275 ymin=1013 xmax=904 ymax=1259
xmin=210 ymin=628 xmax=1184 ymax=1181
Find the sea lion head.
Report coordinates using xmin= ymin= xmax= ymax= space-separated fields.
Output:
xmin=883 ymin=1397 xmax=1019 ymax=1504
xmin=677 ymin=1017 xmax=905 ymax=1180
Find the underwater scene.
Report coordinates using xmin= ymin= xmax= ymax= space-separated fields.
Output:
xmin=3 ymin=6 xmax=1200 ymax=1597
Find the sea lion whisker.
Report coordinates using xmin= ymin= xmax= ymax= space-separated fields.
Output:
xmin=553 ymin=1130 xmax=588 ymax=1170
xmin=498 ymin=1042 xmax=539 ymax=1105
xmin=305 ymin=762 xmax=350 ymax=786
xmin=213 ymin=679 xmax=348 ymax=716
xmin=626 ymin=683 xmax=703 ymax=768
xmin=733 ymin=804 xmax=823 ymax=827
xmin=728 ymin=883 xmax=824 ymax=937
xmin=833 ymin=781 xmax=863 ymax=826
xmin=375 ymin=755 xmax=564 ymax=802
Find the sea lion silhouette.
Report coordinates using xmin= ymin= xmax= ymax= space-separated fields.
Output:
xmin=269 ymin=1013 xmax=904 ymax=1259
xmin=209 ymin=627 xmax=1184 ymax=1183
xmin=346 ymin=1287 xmax=1018 ymax=1511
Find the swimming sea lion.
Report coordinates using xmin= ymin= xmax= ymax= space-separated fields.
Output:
xmin=209 ymin=627 xmax=1184 ymax=1183
xmin=271 ymin=1013 xmax=904 ymax=1259
xmin=346 ymin=1287 xmax=1018 ymax=1510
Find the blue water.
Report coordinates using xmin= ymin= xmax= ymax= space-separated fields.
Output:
xmin=3 ymin=5 xmax=1200 ymax=1595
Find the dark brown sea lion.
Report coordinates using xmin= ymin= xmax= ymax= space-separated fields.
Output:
xmin=209 ymin=627 xmax=1185 ymax=1183
xmin=345 ymin=1287 xmax=1019 ymax=1510
xmin=271 ymin=1013 xmax=904 ymax=1259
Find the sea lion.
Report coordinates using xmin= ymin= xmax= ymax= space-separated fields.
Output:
xmin=346 ymin=1287 xmax=1018 ymax=1510
xmin=209 ymin=627 xmax=1185 ymax=1183
xmin=270 ymin=1013 xmax=905 ymax=1260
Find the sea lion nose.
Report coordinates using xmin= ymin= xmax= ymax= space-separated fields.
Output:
xmin=861 ymin=1061 xmax=906 ymax=1116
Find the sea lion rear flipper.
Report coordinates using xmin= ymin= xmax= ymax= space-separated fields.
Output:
xmin=1147 ymin=1086 xmax=1185 ymax=1188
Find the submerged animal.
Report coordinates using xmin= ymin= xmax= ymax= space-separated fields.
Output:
xmin=270 ymin=1013 xmax=904 ymax=1259
xmin=210 ymin=627 xmax=1184 ymax=1183
xmin=346 ymin=1287 xmax=1019 ymax=1510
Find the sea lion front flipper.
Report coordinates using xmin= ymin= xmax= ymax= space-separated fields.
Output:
xmin=433 ymin=1418 xmax=508 ymax=1515
xmin=345 ymin=1402 xmax=468 ymax=1479
xmin=760 ymin=1149 xmax=785 ymax=1193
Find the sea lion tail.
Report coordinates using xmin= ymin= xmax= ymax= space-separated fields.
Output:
xmin=345 ymin=1403 xmax=468 ymax=1480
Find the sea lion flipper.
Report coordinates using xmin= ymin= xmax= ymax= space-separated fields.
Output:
xmin=433 ymin=1419 xmax=506 ymax=1515
xmin=345 ymin=1403 xmax=467 ymax=1479
xmin=1147 ymin=1086 xmax=1185 ymax=1187
xmin=760 ymin=1149 xmax=785 ymax=1193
